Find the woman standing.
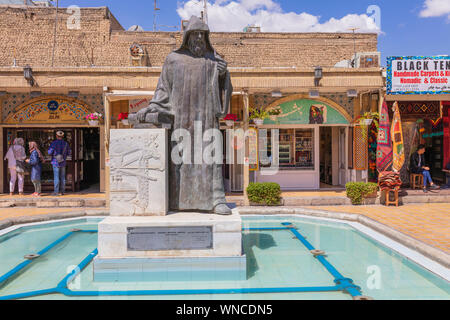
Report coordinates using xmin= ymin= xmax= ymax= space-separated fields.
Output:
xmin=26 ymin=141 xmax=45 ymax=197
xmin=3 ymin=138 xmax=26 ymax=196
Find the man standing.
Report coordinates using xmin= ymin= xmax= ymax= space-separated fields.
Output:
xmin=136 ymin=16 xmax=232 ymax=215
xmin=410 ymin=144 xmax=439 ymax=193
xmin=48 ymin=131 xmax=71 ymax=196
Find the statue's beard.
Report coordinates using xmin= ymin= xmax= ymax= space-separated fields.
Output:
xmin=188 ymin=39 xmax=207 ymax=57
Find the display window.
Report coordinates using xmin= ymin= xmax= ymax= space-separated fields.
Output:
xmin=259 ymin=128 xmax=314 ymax=170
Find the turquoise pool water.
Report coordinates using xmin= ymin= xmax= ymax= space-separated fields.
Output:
xmin=0 ymin=216 xmax=448 ymax=300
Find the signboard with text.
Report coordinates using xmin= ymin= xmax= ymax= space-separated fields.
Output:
xmin=387 ymin=56 xmax=450 ymax=95
xmin=129 ymin=98 xmax=151 ymax=113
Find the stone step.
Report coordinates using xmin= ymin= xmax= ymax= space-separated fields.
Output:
xmin=226 ymin=193 xmax=450 ymax=206
xmin=0 ymin=198 xmax=106 ymax=208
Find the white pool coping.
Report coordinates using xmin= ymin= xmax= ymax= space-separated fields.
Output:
xmin=244 ymin=213 xmax=450 ymax=282
xmin=0 ymin=216 xmax=106 ymax=236
xmin=1 ymin=214 xmax=448 ymax=283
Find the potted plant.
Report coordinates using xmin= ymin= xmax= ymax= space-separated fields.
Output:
xmin=118 ymin=112 xmax=129 ymax=125
xmin=85 ymin=112 xmax=102 ymax=126
xmin=223 ymin=113 xmax=238 ymax=127
xmin=268 ymin=106 xmax=281 ymax=121
xmin=356 ymin=112 xmax=379 ymax=140
xmin=249 ymin=107 xmax=268 ymax=126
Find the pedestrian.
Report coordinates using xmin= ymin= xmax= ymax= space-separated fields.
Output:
xmin=48 ymin=131 xmax=71 ymax=196
xmin=410 ymin=144 xmax=440 ymax=193
xmin=3 ymin=138 xmax=26 ymax=196
xmin=26 ymin=141 xmax=45 ymax=197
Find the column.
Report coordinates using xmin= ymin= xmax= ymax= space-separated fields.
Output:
xmin=103 ymin=94 xmax=111 ymax=200
xmin=0 ymin=95 xmax=3 ymax=193
xmin=344 ymin=126 xmax=349 ymax=185
xmin=331 ymin=127 xmax=339 ymax=186
xmin=0 ymin=126 xmax=3 ymax=193
xmin=99 ymin=125 xmax=105 ymax=192
xmin=243 ymin=91 xmax=250 ymax=205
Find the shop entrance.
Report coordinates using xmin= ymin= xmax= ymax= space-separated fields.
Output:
xmin=319 ymin=126 xmax=347 ymax=188
xmin=319 ymin=127 xmax=332 ymax=186
xmin=2 ymin=127 xmax=100 ymax=194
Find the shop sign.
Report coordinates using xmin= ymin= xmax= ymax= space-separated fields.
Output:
xmin=129 ymin=99 xmax=151 ymax=113
xmin=264 ymin=99 xmax=349 ymax=125
xmin=387 ymin=56 xmax=450 ymax=95
xmin=5 ymin=96 xmax=92 ymax=124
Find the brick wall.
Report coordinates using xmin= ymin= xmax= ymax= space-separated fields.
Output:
xmin=0 ymin=6 xmax=378 ymax=68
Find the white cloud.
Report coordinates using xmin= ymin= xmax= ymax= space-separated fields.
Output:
xmin=419 ymin=0 xmax=450 ymax=19
xmin=177 ymin=0 xmax=381 ymax=33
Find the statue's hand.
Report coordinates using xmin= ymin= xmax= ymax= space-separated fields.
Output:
xmin=136 ymin=107 xmax=151 ymax=122
xmin=217 ymin=60 xmax=227 ymax=76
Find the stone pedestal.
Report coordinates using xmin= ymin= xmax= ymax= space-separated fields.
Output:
xmin=97 ymin=128 xmax=246 ymax=282
xmin=94 ymin=211 xmax=246 ymax=282
xmin=109 ymin=129 xmax=168 ymax=216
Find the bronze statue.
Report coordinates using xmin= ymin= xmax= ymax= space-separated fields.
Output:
xmin=131 ymin=16 xmax=233 ymax=215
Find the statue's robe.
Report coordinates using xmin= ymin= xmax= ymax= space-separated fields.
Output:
xmin=147 ymin=46 xmax=232 ymax=211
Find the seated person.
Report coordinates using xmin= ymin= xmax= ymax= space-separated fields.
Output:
xmin=410 ymin=144 xmax=440 ymax=193
xmin=443 ymin=161 xmax=450 ymax=189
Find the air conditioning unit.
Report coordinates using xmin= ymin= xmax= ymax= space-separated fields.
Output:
xmin=353 ymin=52 xmax=380 ymax=68
xmin=243 ymin=25 xmax=261 ymax=33
xmin=31 ymin=0 xmax=53 ymax=7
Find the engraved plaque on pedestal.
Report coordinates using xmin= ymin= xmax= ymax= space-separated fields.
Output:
xmin=127 ymin=226 xmax=213 ymax=251
xmin=109 ymin=129 xmax=168 ymax=216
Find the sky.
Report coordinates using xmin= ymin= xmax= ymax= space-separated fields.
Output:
xmin=54 ymin=0 xmax=450 ymax=67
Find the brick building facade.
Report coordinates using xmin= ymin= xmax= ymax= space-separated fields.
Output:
xmin=0 ymin=5 xmax=383 ymax=196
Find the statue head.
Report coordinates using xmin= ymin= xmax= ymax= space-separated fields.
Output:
xmin=188 ymin=31 xmax=207 ymax=57
xmin=179 ymin=16 xmax=215 ymax=56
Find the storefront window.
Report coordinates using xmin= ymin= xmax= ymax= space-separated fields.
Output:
xmin=259 ymin=129 xmax=314 ymax=170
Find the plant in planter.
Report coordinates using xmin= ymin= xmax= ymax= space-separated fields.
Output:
xmin=268 ymin=106 xmax=281 ymax=121
xmin=85 ymin=112 xmax=102 ymax=126
xmin=345 ymin=182 xmax=378 ymax=205
xmin=249 ymin=107 xmax=268 ymax=126
xmin=118 ymin=112 xmax=129 ymax=125
xmin=356 ymin=112 xmax=379 ymax=140
xmin=223 ymin=113 xmax=238 ymax=127
xmin=247 ymin=182 xmax=282 ymax=206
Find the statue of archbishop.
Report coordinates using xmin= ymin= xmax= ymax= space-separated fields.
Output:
xmin=135 ymin=16 xmax=233 ymax=215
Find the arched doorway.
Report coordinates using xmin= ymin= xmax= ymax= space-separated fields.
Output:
xmin=256 ymin=94 xmax=352 ymax=190
xmin=2 ymin=96 xmax=103 ymax=194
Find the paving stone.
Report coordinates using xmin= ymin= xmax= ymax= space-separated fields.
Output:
xmin=36 ymin=201 xmax=58 ymax=208
xmin=0 ymin=201 xmax=15 ymax=208
xmin=84 ymin=199 xmax=107 ymax=207
xmin=58 ymin=201 xmax=83 ymax=207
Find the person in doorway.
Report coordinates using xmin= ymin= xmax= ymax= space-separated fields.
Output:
xmin=48 ymin=131 xmax=71 ymax=196
xmin=410 ymin=144 xmax=440 ymax=193
xmin=442 ymin=161 xmax=450 ymax=189
xmin=26 ymin=141 xmax=45 ymax=197
xmin=3 ymin=138 xmax=26 ymax=196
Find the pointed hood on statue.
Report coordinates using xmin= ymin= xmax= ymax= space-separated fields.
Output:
xmin=178 ymin=16 xmax=215 ymax=54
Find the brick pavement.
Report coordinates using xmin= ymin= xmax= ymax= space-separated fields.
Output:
xmin=311 ymin=203 xmax=450 ymax=253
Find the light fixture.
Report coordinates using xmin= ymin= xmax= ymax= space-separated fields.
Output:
xmin=309 ymin=90 xmax=320 ymax=98
xmin=314 ymin=66 xmax=323 ymax=87
xmin=23 ymin=65 xmax=34 ymax=86
xmin=271 ymin=90 xmax=282 ymax=98
xmin=68 ymin=91 xmax=79 ymax=98
xmin=347 ymin=89 xmax=358 ymax=97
